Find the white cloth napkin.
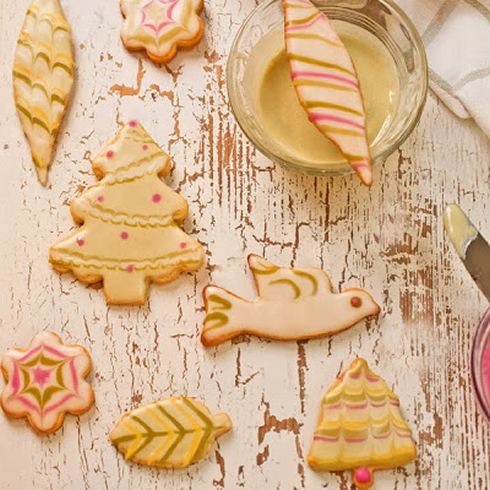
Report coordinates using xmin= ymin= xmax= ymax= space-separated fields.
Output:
xmin=395 ymin=0 xmax=490 ymax=138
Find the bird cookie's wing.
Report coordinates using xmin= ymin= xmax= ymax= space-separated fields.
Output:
xmin=248 ymin=255 xmax=333 ymax=301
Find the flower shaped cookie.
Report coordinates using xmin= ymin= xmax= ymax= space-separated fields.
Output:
xmin=0 ymin=331 xmax=94 ymax=434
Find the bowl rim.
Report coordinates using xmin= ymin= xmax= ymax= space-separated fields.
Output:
xmin=471 ymin=307 xmax=490 ymax=422
xmin=226 ymin=0 xmax=429 ymax=177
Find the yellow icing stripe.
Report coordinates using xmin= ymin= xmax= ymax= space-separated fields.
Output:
xmin=289 ymin=54 xmax=355 ymax=76
xmin=285 ymin=32 xmax=342 ymax=48
xmin=173 ymin=399 xmax=203 ymax=466
xmin=146 ymin=408 xmax=176 ymax=465
xmin=305 ymin=100 xmax=363 ymax=117
xmin=286 ymin=12 xmax=319 ymax=27
xmin=293 ymin=79 xmax=357 ymax=93
xmin=318 ymin=125 xmax=364 ymax=137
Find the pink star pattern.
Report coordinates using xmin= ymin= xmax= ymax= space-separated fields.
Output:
xmin=140 ymin=0 xmax=180 ymax=37
xmin=0 ymin=332 xmax=94 ymax=434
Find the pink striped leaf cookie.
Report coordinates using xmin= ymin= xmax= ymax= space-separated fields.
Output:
xmin=283 ymin=0 xmax=373 ymax=186
xmin=0 ymin=332 xmax=94 ymax=435
xmin=307 ymin=358 xmax=417 ymax=489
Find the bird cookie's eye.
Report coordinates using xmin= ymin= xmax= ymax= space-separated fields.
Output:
xmin=351 ymin=296 xmax=362 ymax=308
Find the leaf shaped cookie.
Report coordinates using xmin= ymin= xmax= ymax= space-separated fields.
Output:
xmin=110 ymin=397 xmax=232 ymax=468
xmin=120 ymin=0 xmax=204 ymax=64
xmin=283 ymin=0 xmax=372 ymax=186
xmin=13 ymin=0 xmax=75 ymax=185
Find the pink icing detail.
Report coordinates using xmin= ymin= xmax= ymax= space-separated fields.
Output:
xmin=365 ymin=375 xmax=379 ymax=383
xmin=349 ymin=371 xmax=361 ymax=379
xmin=129 ymin=120 xmax=137 ymax=127
xmin=345 ymin=402 xmax=368 ymax=410
xmin=482 ymin=347 xmax=490 ymax=398
xmin=121 ymin=231 xmax=129 ymax=240
xmin=44 ymin=345 xmax=69 ymax=359
xmin=70 ymin=359 xmax=79 ymax=393
xmin=314 ymin=435 xmax=339 ymax=442
xmin=152 ymin=193 xmax=162 ymax=203
xmin=11 ymin=364 xmax=20 ymax=394
xmin=351 ymin=162 xmax=369 ymax=169
xmin=290 ymin=70 xmax=359 ymax=88
xmin=16 ymin=395 xmax=41 ymax=414
xmin=351 ymin=296 xmax=362 ymax=307
xmin=107 ymin=150 xmax=114 ymax=158
xmin=344 ymin=437 xmax=366 ymax=443
xmin=308 ymin=113 xmax=365 ymax=130
xmin=285 ymin=13 xmax=322 ymax=32
xmin=44 ymin=393 xmax=75 ymax=414
xmin=142 ymin=145 xmax=149 ymax=151
xmin=327 ymin=403 xmax=341 ymax=410
xmin=98 ymin=196 xmax=104 ymax=203
xmin=19 ymin=345 xmax=42 ymax=362
xmin=127 ymin=265 xmax=135 ymax=273
xmin=389 ymin=400 xmax=401 ymax=407
xmin=77 ymin=239 xmax=85 ymax=247
xmin=33 ymin=367 xmax=51 ymax=387
xmin=180 ymin=242 xmax=187 ymax=249
xmin=355 ymin=468 xmax=372 ymax=484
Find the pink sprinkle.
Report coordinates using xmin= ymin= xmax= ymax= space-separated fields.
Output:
xmin=121 ymin=232 xmax=129 ymax=240
xmin=152 ymin=194 xmax=162 ymax=203
xmin=180 ymin=242 xmax=187 ymax=249
xmin=107 ymin=150 xmax=114 ymax=158
xmin=126 ymin=265 xmax=134 ymax=273
xmin=355 ymin=468 xmax=372 ymax=484
xmin=77 ymin=239 xmax=85 ymax=247
xmin=97 ymin=196 xmax=104 ymax=203
xmin=142 ymin=145 xmax=149 ymax=151
xmin=129 ymin=120 xmax=137 ymax=127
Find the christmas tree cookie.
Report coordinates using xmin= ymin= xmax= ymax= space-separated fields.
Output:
xmin=283 ymin=0 xmax=372 ymax=186
xmin=110 ymin=397 xmax=232 ymax=468
xmin=0 ymin=332 xmax=94 ymax=435
xmin=307 ymin=358 xmax=417 ymax=489
xmin=14 ymin=0 xmax=75 ymax=185
xmin=50 ymin=121 xmax=205 ymax=305
xmin=120 ymin=0 xmax=204 ymax=64
xmin=201 ymin=255 xmax=380 ymax=346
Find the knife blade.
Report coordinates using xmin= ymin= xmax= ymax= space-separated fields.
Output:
xmin=444 ymin=204 xmax=490 ymax=302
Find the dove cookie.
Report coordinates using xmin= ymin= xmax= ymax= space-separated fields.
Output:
xmin=49 ymin=121 xmax=205 ymax=305
xmin=307 ymin=358 xmax=417 ymax=489
xmin=14 ymin=0 xmax=75 ymax=185
xmin=110 ymin=397 xmax=232 ymax=468
xmin=283 ymin=0 xmax=372 ymax=185
xmin=0 ymin=332 xmax=94 ymax=435
xmin=201 ymin=255 xmax=380 ymax=346
xmin=120 ymin=0 xmax=204 ymax=64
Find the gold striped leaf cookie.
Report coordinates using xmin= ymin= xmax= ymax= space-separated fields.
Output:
xmin=13 ymin=0 xmax=75 ymax=185
xmin=307 ymin=358 xmax=417 ymax=489
xmin=283 ymin=0 xmax=372 ymax=186
xmin=110 ymin=397 xmax=232 ymax=468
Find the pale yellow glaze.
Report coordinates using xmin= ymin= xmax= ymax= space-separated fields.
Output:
xmin=253 ymin=25 xmax=398 ymax=165
xmin=444 ymin=204 xmax=478 ymax=259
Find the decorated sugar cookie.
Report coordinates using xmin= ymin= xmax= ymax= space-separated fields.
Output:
xmin=201 ymin=255 xmax=380 ymax=346
xmin=120 ymin=0 xmax=204 ymax=64
xmin=14 ymin=0 xmax=75 ymax=185
xmin=110 ymin=397 xmax=231 ymax=468
xmin=283 ymin=0 xmax=372 ymax=186
xmin=49 ymin=121 xmax=205 ymax=305
xmin=0 ymin=332 xmax=94 ymax=435
xmin=307 ymin=358 xmax=417 ymax=489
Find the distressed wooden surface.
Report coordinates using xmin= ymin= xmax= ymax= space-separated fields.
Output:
xmin=1 ymin=0 xmax=490 ymax=489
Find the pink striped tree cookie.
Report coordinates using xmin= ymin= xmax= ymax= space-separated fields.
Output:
xmin=283 ymin=0 xmax=373 ymax=185
xmin=307 ymin=358 xmax=417 ymax=488
xmin=0 ymin=332 xmax=94 ymax=434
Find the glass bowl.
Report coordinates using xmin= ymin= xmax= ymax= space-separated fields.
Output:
xmin=471 ymin=308 xmax=490 ymax=421
xmin=227 ymin=0 xmax=428 ymax=177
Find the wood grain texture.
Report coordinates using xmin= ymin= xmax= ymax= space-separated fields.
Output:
xmin=0 ymin=0 xmax=489 ymax=489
